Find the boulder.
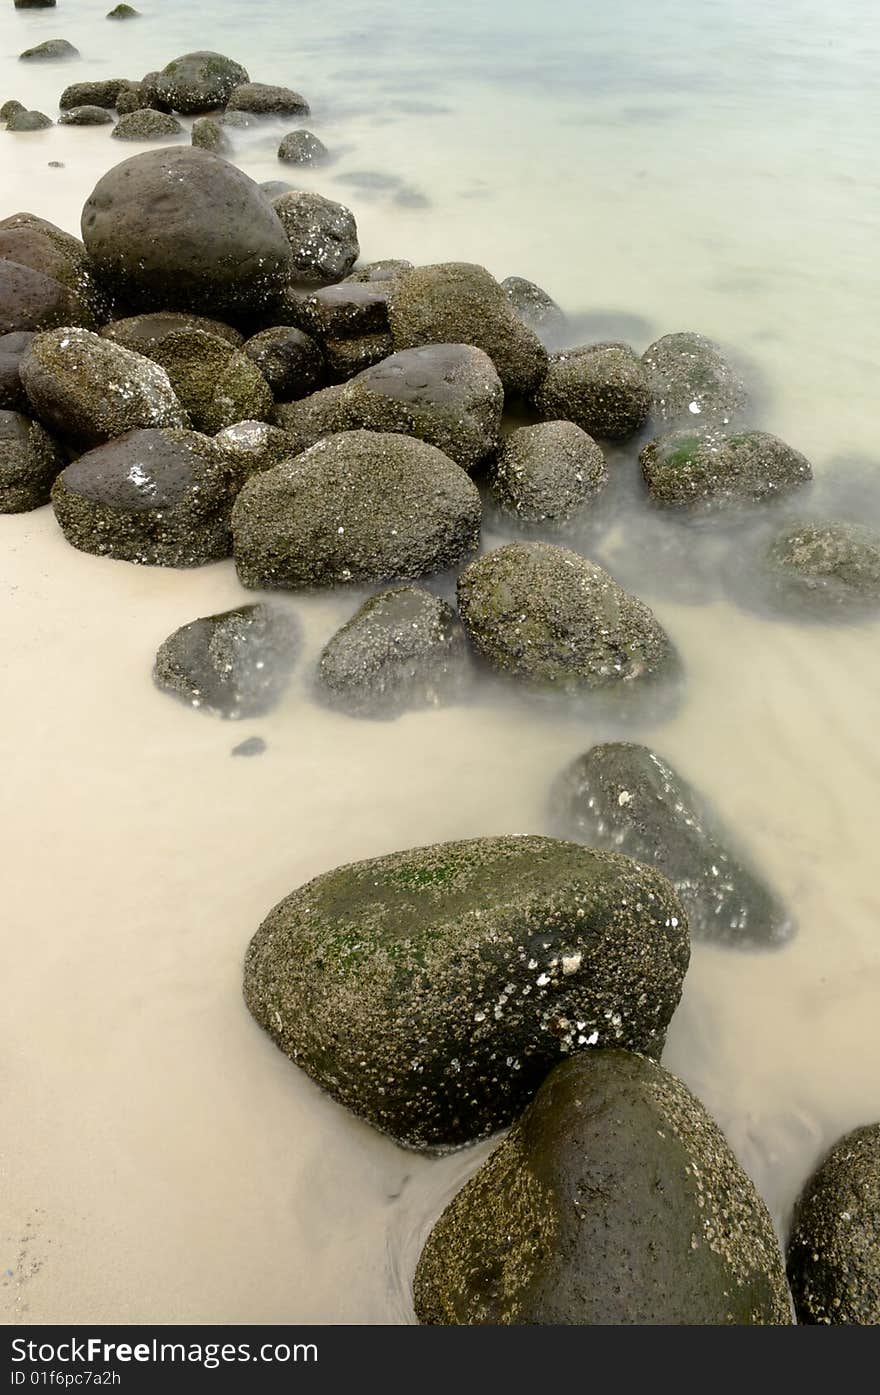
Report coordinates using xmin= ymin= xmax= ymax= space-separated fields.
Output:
xmin=108 ymin=4 xmax=140 ymax=15
xmin=640 ymin=428 xmax=812 ymax=510
xmin=0 ymin=408 xmax=63 ymax=512
xmin=489 ymin=420 xmax=608 ymax=526
xmin=316 ymin=585 xmax=473 ymax=718
xmin=150 ymin=52 xmax=249 ymax=114
xmin=59 ymin=79 xmax=129 ymax=110
xmin=758 ymin=519 xmax=880 ymax=616
xmin=112 ymin=109 xmax=184 ymax=140
xmin=144 ymin=328 xmax=274 ymax=434
xmin=1 ymin=101 xmax=26 ymax=122
xmin=387 ymin=262 xmax=547 ymax=395
xmin=278 ymin=130 xmax=327 ymax=164
xmin=51 ymin=427 xmax=244 ymax=565
xmin=115 ymin=84 xmax=150 ymax=115
xmin=786 ymin=1123 xmax=880 ymax=1325
xmin=274 ymin=343 xmax=503 ymax=473
xmin=21 ymin=327 xmax=188 ymax=447
xmin=0 ymin=213 xmax=108 ymax=324
xmin=0 ymin=262 xmax=92 ymax=335
xmin=100 ymin=311 xmax=243 ymax=354
xmin=414 ymin=1050 xmax=792 ymax=1323
xmin=227 ymin=82 xmax=310 ymax=116
xmin=0 ymin=330 xmax=34 ymax=409
xmin=81 ymin=148 xmax=293 ymax=316
xmin=243 ymin=836 xmax=689 ymax=1149
xmin=223 ymin=110 xmax=261 ymax=130
xmin=19 ymin=40 xmax=79 ymax=61
xmin=243 ymin=326 xmax=323 ymax=400
xmin=502 ymin=275 xmax=566 ymax=342
xmin=15 ymin=0 xmax=57 ymax=7
xmin=533 ymin=341 xmax=651 ymax=441
xmin=271 ymin=190 xmax=359 ymax=286
xmin=232 ymin=429 xmax=481 ymax=590
xmin=191 ymin=116 xmax=226 ymax=152
xmin=154 ymin=603 xmax=300 ymax=717
xmin=6 ymin=109 xmax=52 ymax=130
xmin=551 ymin=742 xmax=794 ymax=949
xmin=457 ymin=542 xmax=677 ymax=691
xmin=642 ymin=331 xmax=749 ymax=429
xmin=59 ymin=106 xmax=115 ymax=126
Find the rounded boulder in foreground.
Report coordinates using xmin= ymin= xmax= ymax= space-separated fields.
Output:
xmin=243 ymin=836 xmax=689 ymax=1149
xmin=81 ymin=148 xmax=293 ymax=317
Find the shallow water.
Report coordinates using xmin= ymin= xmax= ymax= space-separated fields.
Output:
xmin=2 ymin=0 xmax=880 ymax=1324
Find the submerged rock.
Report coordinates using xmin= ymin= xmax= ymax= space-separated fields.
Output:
xmin=112 ymin=109 xmax=184 ymax=140
xmin=20 ymin=327 xmax=188 ymax=447
xmin=191 ymin=116 xmax=226 ymax=152
xmin=154 ymin=604 xmax=300 ymax=718
xmin=232 ymin=429 xmax=481 ymax=590
xmin=231 ymin=736 xmax=266 ymax=757
xmin=59 ymin=80 xmax=129 ymax=110
xmin=0 ymin=331 xmax=34 ymax=409
xmin=0 ymin=409 xmax=63 ymax=512
xmin=115 ymin=84 xmax=150 ymax=115
xmin=59 ymin=106 xmax=115 ymax=126
xmin=1 ymin=102 xmax=26 ymax=122
xmin=144 ymin=328 xmax=274 ymax=434
xmin=534 ymin=342 xmax=651 ymax=441
xmin=243 ymin=326 xmax=323 ymax=400
xmin=82 ymin=148 xmax=293 ymax=316
xmin=108 ymin=4 xmax=140 ymax=16
xmin=19 ymin=40 xmax=79 ymax=62
xmin=271 ymin=190 xmax=359 ymax=286
xmin=640 ymin=428 xmax=812 ymax=510
xmin=316 ymin=585 xmax=472 ymax=718
xmin=275 ymin=344 xmax=503 ymax=473
xmin=786 ymin=1123 xmax=880 ymax=1325
xmin=6 ymin=109 xmax=53 ymax=131
xmin=489 ymin=420 xmax=608 ymax=526
xmin=551 ymin=742 xmax=793 ymax=949
xmin=758 ymin=519 xmax=880 ymax=616
xmin=51 ymin=427 xmax=244 ymax=565
xmin=278 ymin=130 xmax=327 ymax=164
xmin=414 ymin=1050 xmax=792 ymax=1323
xmin=388 ymin=262 xmax=547 ymax=395
xmin=642 ymin=331 xmax=749 ymax=429
xmin=502 ymin=275 xmax=566 ymax=342
xmin=227 ymin=82 xmax=310 ymax=116
xmin=457 ymin=542 xmax=677 ymax=691
xmin=151 ymin=51 xmax=249 ymax=114
xmin=243 ymin=836 xmax=689 ymax=1149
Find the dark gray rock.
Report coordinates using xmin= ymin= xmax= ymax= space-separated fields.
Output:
xmin=278 ymin=130 xmax=327 ymax=164
xmin=232 ymin=428 xmax=481 ymax=590
xmin=0 ymin=260 xmax=90 ymax=335
xmin=316 ymin=585 xmax=473 ymax=718
xmin=59 ymin=79 xmax=129 ymax=110
xmin=115 ymin=84 xmax=150 ymax=115
xmin=243 ymin=836 xmax=690 ymax=1149
xmin=640 ymin=428 xmax=812 ymax=510
xmin=414 ymin=1050 xmax=792 ymax=1323
xmin=6 ymin=108 xmax=53 ymax=131
xmin=0 ymin=408 xmax=63 ymax=512
xmin=15 ymin=0 xmax=57 ymax=7
xmin=51 ymin=427 xmax=245 ymax=565
xmin=457 ymin=542 xmax=677 ymax=691
xmin=231 ymin=736 xmax=266 ymax=757
xmin=151 ymin=51 xmax=249 ymax=114
xmin=758 ymin=519 xmax=880 ymax=616
xmin=19 ymin=40 xmax=79 ymax=61
xmin=81 ymin=148 xmax=293 ymax=316
xmin=297 ymin=282 xmax=391 ymax=341
xmin=0 ymin=330 xmax=34 ymax=409
xmin=243 ymin=326 xmax=323 ymax=400
xmin=323 ymin=333 xmax=392 ymax=383
xmin=257 ymin=176 xmax=291 ymax=195
xmin=489 ymin=420 xmax=607 ymax=526
xmin=227 ymin=82 xmax=310 ymax=116
xmin=642 ymin=331 xmax=749 ymax=429
xmin=271 ymin=190 xmax=359 ymax=286
xmin=154 ymin=603 xmax=300 ymax=717
xmin=59 ymin=106 xmax=115 ymax=126
xmin=534 ymin=342 xmax=651 ymax=441
xmin=0 ymin=213 xmax=107 ymax=325
xmin=787 ymin=1123 xmax=880 ymax=1325
xmin=112 ymin=109 xmax=184 ymax=140
xmin=388 ymin=262 xmax=547 ymax=396
xmin=502 ymin=275 xmax=566 ymax=342
xmin=551 ymin=742 xmax=794 ymax=949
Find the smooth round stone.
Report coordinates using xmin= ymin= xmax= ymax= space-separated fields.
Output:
xmin=59 ymin=106 xmax=115 ymax=126
xmin=278 ymin=130 xmax=328 ymax=164
xmin=489 ymin=420 xmax=608 ymax=526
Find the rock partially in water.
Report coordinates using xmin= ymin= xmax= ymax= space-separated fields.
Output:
xmin=786 ymin=1123 xmax=880 ymax=1325
xmin=108 ymin=4 xmax=140 ymax=16
xmin=278 ymin=130 xmax=328 ymax=164
xmin=489 ymin=420 xmax=608 ymax=526
xmin=227 ymin=82 xmax=310 ymax=116
xmin=233 ymin=429 xmax=481 ymax=590
xmin=214 ymin=419 xmax=297 ymax=476
xmin=414 ymin=1049 xmax=792 ymax=1323
xmin=0 ymin=408 xmax=64 ymax=512
xmin=15 ymin=1 xmax=58 ymax=8
xmin=758 ymin=519 xmax=880 ymax=616
xmin=243 ymin=836 xmax=689 ymax=1149
xmin=317 ymin=585 xmax=473 ymax=718
xmin=59 ymin=79 xmax=130 ymax=110
xmin=0 ymin=331 xmax=34 ymax=409
xmin=151 ymin=51 xmax=249 ymax=114
xmin=275 ymin=343 xmax=503 ymax=473
xmin=20 ymin=327 xmax=188 ymax=447
xmin=19 ymin=40 xmax=80 ymax=62
xmin=6 ymin=109 xmax=53 ymax=131
xmin=457 ymin=542 xmax=677 ymax=691
xmin=640 ymin=428 xmax=812 ymax=510
xmin=51 ymin=427 xmax=244 ymax=565
xmin=231 ymin=736 xmax=266 ymax=757
xmin=82 ymin=149 xmax=293 ymax=317
xmin=154 ymin=603 xmax=300 ymax=718
xmin=502 ymin=275 xmax=566 ymax=342
xmin=59 ymin=106 xmax=115 ymax=126
xmin=115 ymin=84 xmax=150 ymax=115
xmin=642 ymin=331 xmax=749 ymax=429
xmin=243 ymin=326 xmax=323 ymax=400
xmin=1 ymin=101 xmax=26 ymax=122
xmin=271 ymin=190 xmax=359 ymax=286
xmin=145 ymin=328 xmax=274 ymax=435
xmin=191 ymin=116 xmax=227 ymax=153
xmin=534 ymin=342 xmax=651 ymax=441
xmin=388 ymin=262 xmax=547 ymax=396
xmin=101 ymin=311 xmax=243 ymax=355
xmin=112 ymin=109 xmax=184 ymax=141
xmin=551 ymin=742 xmax=794 ymax=950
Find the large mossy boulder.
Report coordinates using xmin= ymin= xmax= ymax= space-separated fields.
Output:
xmin=144 ymin=328 xmax=274 ymax=434
xmin=154 ymin=603 xmax=300 ymax=718
xmin=51 ymin=427 xmax=244 ymax=566
xmin=642 ymin=331 xmax=749 ymax=429
xmin=640 ymin=428 xmax=812 ymax=510
xmin=757 ymin=519 xmax=880 ymax=617
xmin=414 ymin=1050 xmax=792 ymax=1323
xmin=243 ymin=837 xmax=689 ymax=1149
xmin=533 ymin=342 xmax=651 ymax=441
xmin=387 ymin=262 xmax=547 ymax=396
xmin=0 ymin=409 xmax=63 ymax=512
xmin=316 ymin=585 xmax=472 ymax=719
xmin=227 ymin=82 xmax=310 ymax=115
xmin=489 ymin=420 xmax=608 ymax=526
xmin=20 ymin=327 xmax=188 ymax=447
xmin=786 ymin=1123 xmax=880 ymax=1325
xmin=275 ymin=344 xmax=503 ymax=473
xmin=457 ymin=542 xmax=677 ymax=691
xmin=81 ymin=148 xmax=293 ymax=317
xmin=232 ymin=429 xmax=481 ymax=590
xmin=271 ymin=190 xmax=359 ymax=286
xmin=552 ymin=742 xmax=793 ymax=950
xmin=150 ymin=52 xmax=249 ymax=114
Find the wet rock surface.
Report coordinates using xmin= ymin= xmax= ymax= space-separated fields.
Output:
xmin=502 ymin=275 xmax=566 ymax=342
xmin=0 ymin=213 xmax=108 ymax=325
xmin=151 ymin=52 xmax=249 ymax=114
xmin=243 ymin=836 xmax=689 ymax=1149
xmin=232 ymin=429 xmax=481 ymax=590
xmin=414 ymin=1050 xmax=792 ymax=1323
xmin=757 ymin=518 xmax=880 ymax=616
xmin=154 ymin=603 xmax=300 ymax=718
xmin=243 ymin=326 xmax=323 ymax=400
xmin=786 ymin=1123 xmax=880 ymax=1325
xmin=271 ymin=190 xmax=359 ymax=286
xmin=534 ymin=341 xmax=651 ymax=441
xmin=144 ymin=328 xmax=274 ymax=435
xmin=111 ymin=109 xmax=184 ymax=141
xmin=278 ymin=130 xmax=327 ymax=164
xmin=0 ymin=408 xmax=64 ymax=512
xmin=227 ymin=82 xmax=310 ymax=116
xmin=316 ymin=585 xmax=473 ymax=718
xmin=642 ymin=331 xmax=749 ymax=429
xmin=640 ymin=427 xmax=812 ymax=510
xmin=489 ymin=420 xmax=608 ymax=526
xmin=551 ymin=742 xmax=794 ymax=949
xmin=59 ymin=80 xmax=129 ymax=110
